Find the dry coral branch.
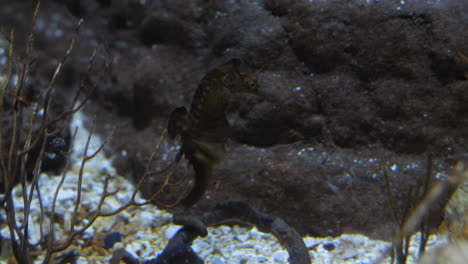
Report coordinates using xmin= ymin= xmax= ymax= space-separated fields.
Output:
xmin=0 ymin=1 xmax=116 ymax=262
xmin=0 ymin=2 xmax=189 ymax=262
xmin=0 ymin=2 xmax=92 ymax=262
xmin=384 ymin=156 xmax=466 ymax=264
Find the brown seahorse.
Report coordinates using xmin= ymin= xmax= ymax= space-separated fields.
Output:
xmin=168 ymin=58 xmax=259 ymax=208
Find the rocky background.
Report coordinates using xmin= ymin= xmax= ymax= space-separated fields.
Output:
xmin=0 ymin=0 xmax=466 ymax=241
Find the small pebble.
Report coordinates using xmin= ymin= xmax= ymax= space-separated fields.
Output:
xmin=237 ymin=234 xmax=250 ymax=243
xmin=104 ymin=232 xmax=122 ymax=249
xmin=139 ymin=211 xmax=155 ymax=225
xmin=164 ymin=225 xmax=181 ymax=240
xmin=323 ymin=242 xmax=335 ymax=251
xmin=192 ymin=240 xmax=211 ymax=254
xmin=273 ymin=250 xmax=288 ymax=263
xmin=257 ymin=255 xmax=269 ymax=263
xmin=342 ymin=248 xmax=359 ymax=260
xmin=219 ymin=225 xmax=232 ymax=235
xmin=76 ymin=256 xmax=88 ymax=264
xmin=210 ymin=255 xmax=224 ymax=264
xmin=303 ymin=237 xmax=319 ymax=249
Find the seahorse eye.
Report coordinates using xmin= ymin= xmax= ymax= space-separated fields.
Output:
xmin=248 ymin=77 xmax=259 ymax=87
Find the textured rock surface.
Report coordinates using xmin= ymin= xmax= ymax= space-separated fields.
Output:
xmin=0 ymin=0 xmax=466 ymax=241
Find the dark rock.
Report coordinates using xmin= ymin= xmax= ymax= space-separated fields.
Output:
xmin=104 ymin=232 xmax=122 ymax=250
xmin=323 ymin=243 xmax=335 ymax=251
xmin=147 ymin=244 xmax=203 ymax=264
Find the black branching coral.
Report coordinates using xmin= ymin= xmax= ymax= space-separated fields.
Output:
xmin=168 ymin=58 xmax=259 ymax=208
xmin=110 ymin=201 xmax=311 ymax=264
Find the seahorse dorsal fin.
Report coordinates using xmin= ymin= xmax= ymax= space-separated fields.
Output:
xmin=168 ymin=106 xmax=188 ymax=139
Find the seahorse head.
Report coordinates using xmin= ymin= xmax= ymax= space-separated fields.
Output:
xmin=221 ymin=58 xmax=260 ymax=95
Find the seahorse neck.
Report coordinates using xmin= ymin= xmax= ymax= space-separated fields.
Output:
xmin=190 ymin=69 xmax=228 ymax=117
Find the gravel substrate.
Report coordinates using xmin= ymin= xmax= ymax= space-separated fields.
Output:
xmin=0 ymin=112 xmax=451 ymax=263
